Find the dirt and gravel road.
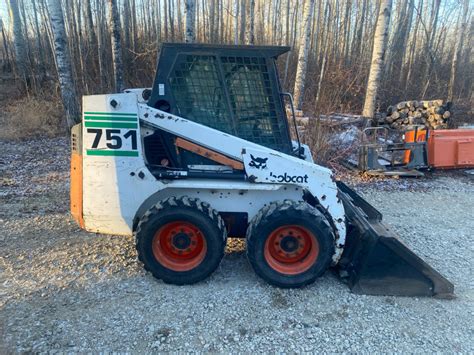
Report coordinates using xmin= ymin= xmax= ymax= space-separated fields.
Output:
xmin=1 ymin=137 xmax=473 ymax=352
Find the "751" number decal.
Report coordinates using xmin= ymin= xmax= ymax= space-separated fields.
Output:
xmin=86 ymin=128 xmax=139 ymax=157
xmin=87 ymin=128 xmax=137 ymax=150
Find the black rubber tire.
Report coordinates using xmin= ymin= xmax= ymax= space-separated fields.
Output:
xmin=135 ymin=196 xmax=226 ymax=285
xmin=246 ymin=200 xmax=335 ymax=288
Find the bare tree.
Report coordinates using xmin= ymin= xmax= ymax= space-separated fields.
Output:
xmin=163 ymin=0 xmax=169 ymax=40
xmin=108 ymin=0 xmax=124 ymax=93
xmin=352 ymin=0 xmax=367 ymax=59
xmin=293 ymin=0 xmax=316 ymax=110
xmin=130 ymin=0 xmax=137 ymax=51
xmin=84 ymin=0 xmax=96 ymax=48
xmin=168 ymin=0 xmax=175 ymax=41
xmin=362 ymin=0 xmax=393 ymax=117
xmin=234 ymin=0 xmax=239 ymax=45
xmin=219 ymin=0 xmax=224 ymax=42
xmin=421 ymin=0 xmax=441 ymax=97
xmin=209 ymin=0 xmax=216 ymax=42
xmin=123 ymin=0 xmax=131 ymax=50
xmin=7 ymin=0 xmax=28 ymax=84
xmin=31 ymin=0 xmax=46 ymax=73
xmin=185 ymin=0 xmax=196 ymax=43
xmin=0 ymin=17 xmax=12 ymax=68
xmin=247 ymin=0 xmax=255 ymax=44
xmin=0 ymin=0 xmax=470 ymax=124
xmin=239 ymin=0 xmax=247 ymax=44
xmin=448 ymin=0 xmax=468 ymax=102
xmin=177 ymin=0 xmax=183 ymax=40
xmin=385 ymin=0 xmax=413 ymax=81
xmin=48 ymin=0 xmax=80 ymax=129
xmin=315 ymin=1 xmax=331 ymax=107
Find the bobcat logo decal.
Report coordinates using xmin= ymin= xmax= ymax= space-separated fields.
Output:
xmin=248 ymin=154 xmax=268 ymax=169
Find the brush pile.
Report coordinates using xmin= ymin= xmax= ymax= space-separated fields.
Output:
xmin=384 ymin=100 xmax=452 ymax=130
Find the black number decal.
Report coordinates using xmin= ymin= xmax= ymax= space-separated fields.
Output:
xmin=87 ymin=128 xmax=102 ymax=148
xmin=88 ymin=128 xmax=137 ymax=150
xmin=106 ymin=129 xmax=122 ymax=149
xmin=124 ymin=130 xmax=138 ymax=150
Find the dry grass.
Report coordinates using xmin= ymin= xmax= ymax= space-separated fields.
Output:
xmin=0 ymin=97 xmax=65 ymax=141
xmin=299 ymin=119 xmax=360 ymax=168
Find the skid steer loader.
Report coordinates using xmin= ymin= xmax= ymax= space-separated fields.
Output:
xmin=70 ymin=43 xmax=454 ymax=297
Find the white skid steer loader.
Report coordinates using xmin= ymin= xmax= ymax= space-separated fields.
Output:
xmin=70 ymin=43 xmax=453 ymax=297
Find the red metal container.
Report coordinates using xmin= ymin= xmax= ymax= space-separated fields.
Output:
xmin=427 ymin=129 xmax=474 ymax=168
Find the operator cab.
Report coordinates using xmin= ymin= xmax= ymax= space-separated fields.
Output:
xmin=141 ymin=43 xmax=299 ymax=173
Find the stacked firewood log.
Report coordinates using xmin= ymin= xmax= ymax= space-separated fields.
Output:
xmin=384 ymin=100 xmax=452 ymax=130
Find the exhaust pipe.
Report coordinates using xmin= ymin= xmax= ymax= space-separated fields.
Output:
xmin=336 ymin=182 xmax=454 ymax=298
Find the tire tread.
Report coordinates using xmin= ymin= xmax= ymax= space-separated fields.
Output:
xmin=135 ymin=196 xmax=226 ymax=284
xmin=246 ymin=200 xmax=334 ymax=288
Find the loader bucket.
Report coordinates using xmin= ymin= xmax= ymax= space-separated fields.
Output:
xmin=336 ymin=182 xmax=454 ymax=298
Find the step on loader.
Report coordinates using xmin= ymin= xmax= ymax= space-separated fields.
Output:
xmin=70 ymin=43 xmax=454 ymax=297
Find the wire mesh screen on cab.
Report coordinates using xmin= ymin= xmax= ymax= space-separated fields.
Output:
xmin=168 ymin=54 xmax=289 ymax=152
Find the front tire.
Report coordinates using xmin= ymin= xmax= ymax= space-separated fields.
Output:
xmin=135 ymin=197 xmax=226 ymax=285
xmin=246 ymin=200 xmax=335 ymax=288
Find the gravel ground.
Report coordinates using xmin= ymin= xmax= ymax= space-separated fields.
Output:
xmin=1 ymin=137 xmax=473 ymax=353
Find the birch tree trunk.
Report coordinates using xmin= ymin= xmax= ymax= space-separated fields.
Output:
xmin=131 ymin=0 xmax=138 ymax=51
xmin=83 ymin=0 xmax=97 ymax=79
xmin=0 ymin=17 xmax=12 ymax=68
xmin=315 ymin=1 xmax=331 ymax=107
xmin=164 ymin=0 xmax=169 ymax=40
xmin=48 ymin=0 xmax=80 ymax=129
xmin=239 ymin=0 xmax=247 ymax=44
xmin=32 ymin=0 xmax=46 ymax=73
xmin=209 ymin=0 xmax=215 ymax=42
xmin=177 ymin=0 xmax=183 ymax=40
xmin=219 ymin=0 xmax=224 ymax=42
xmin=168 ymin=0 xmax=175 ymax=41
xmin=385 ymin=0 xmax=409 ymax=79
xmin=362 ymin=0 xmax=392 ymax=118
xmin=199 ymin=0 xmax=205 ymax=41
xmin=74 ymin=0 xmax=87 ymax=92
xmin=83 ymin=0 xmax=96 ymax=45
xmin=398 ymin=0 xmax=415 ymax=84
xmin=293 ymin=0 xmax=316 ymax=110
xmin=246 ymin=0 xmax=255 ymax=44
xmin=404 ymin=0 xmax=422 ymax=90
xmin=123 ymin=0 xmax=131 ymax=50
xmin=234 ymin=0 xmax=239 ymax=45
xmin=185 ymin=0 xmax=196 ymax=43
xmin=447 ymin=0 xmax=468 ymax=102
xmin=285 ymin=0 xmax=290 ymax=45
xmin=7 ymin=0 xmax=28 ymax=84
xmin=96 ymin=0 xmax=108 ymax=91
xmin=291 ymin=1 xmax=298 ymax=47
xmin=421 ymin=0 xmax=441 ymax=97
xmin=108 ymin=0 xmax=124 ymax=93
xmin=352 ymin=0 xmax=367 ymax=60
xmin=19 ymin=0 xmax=33 ymax=76
xmin=157 ymin=0 xmax=162 ymax=41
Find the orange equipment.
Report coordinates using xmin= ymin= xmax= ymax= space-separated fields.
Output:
xmin=70 ymin=125 xmax=84 ymax=228
xmin=427 ymin=129 xmax=474 ymax=169
xmin=403 ymin=128 xmax=427 ymax=164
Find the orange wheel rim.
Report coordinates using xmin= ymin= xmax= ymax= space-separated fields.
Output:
xmin=264 ymin=225 xmax=319 ymax=275
xmin=152 ymin=221 xmax=207 ymax=271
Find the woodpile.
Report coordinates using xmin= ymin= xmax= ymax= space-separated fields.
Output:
xmin=384 ymin=100 xmax=452 ymax=130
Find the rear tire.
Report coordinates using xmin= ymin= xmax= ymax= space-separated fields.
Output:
xmin=135 ymin=196 xmax=226 ymax=285
xmin=246 ymin=200 xmax=335 ymax=288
